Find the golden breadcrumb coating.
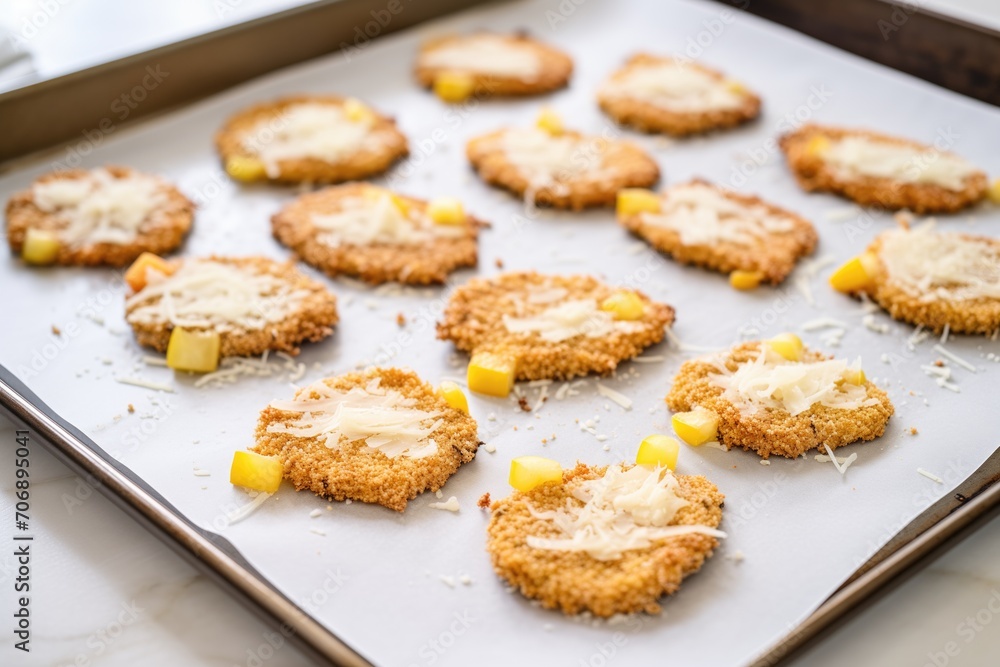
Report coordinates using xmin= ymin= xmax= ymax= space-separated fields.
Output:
xmin=215 ymin=95 xmax=408 ymax=184
xmin=125 ymin=256 xmax=337 ymax=357
xmin=597 ymin=54 xmax=760 ymax=136
xmin=780 ymin=124 xmax=987 ymax=213
xmin=437 ymin=271 xmax=674 ymax=381
xmin=6 ymin=166 xmax=193 ymax=267
xmin=466 ymin=128 xmax=659 ymax=210
xmin=666 ymin=341 xmax=894 ymax=459
xmin=414 ymin=32 xmax=572 ymax=97
xmin=254 ymin=367 xmax=479 ymax=511
xmin=271 ymin=183 xmax=480 ymax=285
xmin=618 ymin=179 xmax=817 ymax=284
xmin=486 ymin=463 xmax=724 ymax=617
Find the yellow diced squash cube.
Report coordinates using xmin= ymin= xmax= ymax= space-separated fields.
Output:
xmin=671 ymin=407 xmax=720 ymax=447
xmin=724 ymin=80 xmax=745 ymax=94
xmin=805 ymin=135 xmax=831 ymax=157
xmin=635 ymin=434 xmax=680 ymax=470
xmin=829 ymin=252 xmax=878 ymax=293
xmin=166 ymin=327 xmax=221 ymax=373
xmin=616 ymin=189 xmax=662 ymax=216
xmin=536 ymin=108 xmax=564 ymax=135
xmin=467 ymin=351 xmax=516 ymax=398
xmin=230 ymin=450 xmax=283 ymax=493
xmin=600 ymin=291 xmax=645 ymax=321
xmin=988 ymin=178 xmax=1000 ymax=204
xmin=729 ymin=270 xmax=764 ymax=291
xmin=389 ymin=193 xmax=413 ymax=217
xmin=842 ymin=367 xmax=867 ymax=386
xmin=509 ymin=456 xmax=562 ymax=492
xmin=767 ymin=332 xmax=804 ymax=362
xmin=225 ymin=156 xmax=267 ymax=182
xmin=428 ymin=197 xmax=466 ymax=225
xmin=342 ymin=97 xmax=373 ymax=123
xmin=439 ymin=380 xmax=469 ymax=414
xmin=433 ymin=72 xmax=475 ymax=103
xmin=22 ymin=228 xmax=61 ymax=265
xmin=125 ymin=252 xmax=173 ymax=292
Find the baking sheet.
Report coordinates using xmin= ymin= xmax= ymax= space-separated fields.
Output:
xmin=1 ymin=0 xmax=999 ymax=665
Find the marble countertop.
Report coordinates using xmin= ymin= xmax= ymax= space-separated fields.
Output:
xmin=2 ymin=415 xmax=998 ymax=667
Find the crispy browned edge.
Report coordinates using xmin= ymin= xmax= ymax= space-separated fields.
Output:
xmin=6 ymin=166 xmax=194 ymax=267
xmin=437 ymin=271 xmax=675 ymax=381
xmin=414 ymin=32 xmax=573 ymax=97
xmin=486 ymin=462 xmax=724 ymax=616
xmin=597 ymin=54 xmax=761 ymax=137
xmin=271 ymin=182 xmax=480 ymax=285
xmin=618 ymin=178 xmax=818 ymax=284
xmin=214 ymin=95 xmax=409 ymax=184
xmin=666 ymin=341 xmax=894 ymax=459
xmin=848 ymin=229 xmax=1000 ymax=335
xmin=125 ymin=256 xmax=338 ymax=357
xmin=253 ymin=367 xmax=480 ymax=511
xmin=466 ymin=128 xmax=660 ymax=210
xmin=779 ymin=123 xmax=987 ymax=213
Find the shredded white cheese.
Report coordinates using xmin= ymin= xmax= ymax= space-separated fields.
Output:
xmin=708 ymin=346 xmax=877 ymax=416
xmin=266 ymin=377 xmax=442 ymax=459
xmin=33 ymin=169 xmax=167 ymax=247
xmin=822 ymin=136 xmax=979 ymax=191
xmin=500 ymin=128 xmax=590 ymax=188
xmin=600 ymin=61 xmax=744 ymax=112
xmin=526 ymin=465 xmax=725 ymax=561
xmin=310 ymin=193 xmax=464 ymax=248
xmin=917 ymin=468 xmax=945 ymax=484
xmin=226 ymin=492 xmax=272 ymax=525
xmin=428 ymin=496 xmax=460 ymax=512
xmin=879 ymin=224 xmax=1000 ymax=303
xmin=419 ymin=35 xmax=541 ymax=80
xmin=639 ymin=182 xmax=795 ymax=247
xmin=596 ymin=383 xmax=633 ymax=410
xmin=243 ymin=103 xmax=378 ymax=177
xmin=503 ymin=298 xmax=632 ymax=343
xmin=126 ymin=260 xmax=307 ymax=333
xmin=114 ymin=376 xmax=175 ymax=393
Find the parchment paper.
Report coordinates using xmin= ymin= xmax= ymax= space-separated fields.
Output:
xmin=2 ymin=1 xmax=999 ymax=665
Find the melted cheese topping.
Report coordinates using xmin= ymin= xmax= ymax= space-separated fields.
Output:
xmin=125 ymin=260 xmax=307 ymax=333
xmin=503 ymin=297 xmax=628 ymax=342
xmin=527 ymin=465 xmax=725 ymax=561
xmin=32 ymin=169 xmax=166 ymax=247
xmin=311 ymin=193 xmax=465 ymax=247
xmin=640 ymin=182 xmax=795 ymax=246
xmin=879 ymin=224 xmax=1000 ymax=303
xmin=266 ymin=377 xmax=442 ymax=459
xmin=822 ymin=136 xmax=979 ymax=191
xmin=242 ymin=103 xmax=375 ymax=177
xmin=709 ymin=346 xmax=877 ymax=416
xmin=419 ymin=35 xmax=542 ymax=79
xmin=601 ymin=62 xmax=744 ymax=112
xmin=500 ymin=128 xmax=591 ymax=188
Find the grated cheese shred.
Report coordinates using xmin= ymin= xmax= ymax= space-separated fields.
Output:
xmin=310 ymin=193 xmax=464 ymax=248
xmin=639 ymin=182 xmax=795 ymax=246
xmin=419 ymin=35 xmax=541 ymax=79
xmin=526 ymin=465 xmax=725 ymax=561
xmin=879 ymin=223 xmax=1000 ymax=303
xmin=32 ymin=169 xmax=167 ymax=247
xmin=125 ymin=260 xmax=307 ymax=333
xmin=503 ymin=297 xmax=637 ymax=343
xmin=267 ymin=377 xmax=442 ymax=459
xmin=822 ymin=136 xmax=978 ymax=191
xmin=600 ymin=62 xmax=744 ymax=112
xmin=709 ymin=346 xmax=877 ymax=416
